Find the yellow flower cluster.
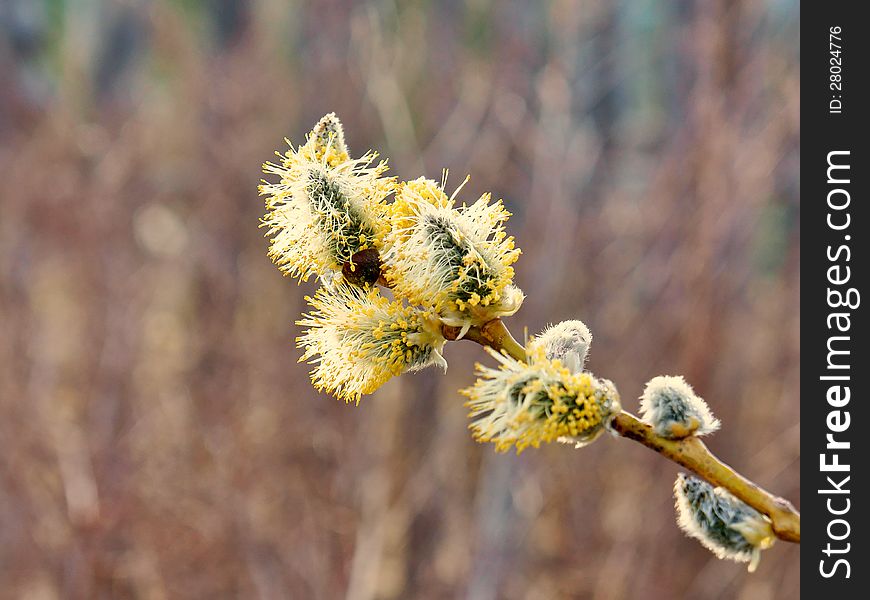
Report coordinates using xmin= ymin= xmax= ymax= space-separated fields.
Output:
xmin=384 ymin=178 xmax=524 ymax=331
xmin=297 ymin=283 xmax=446 ymax=404
xmin=260 ymin=113 xmax=394 ymax=284
xmin=261 ymin=114 xmax=526 ymax=403
xmin=461 ymin=346 xmax=621 ymax=453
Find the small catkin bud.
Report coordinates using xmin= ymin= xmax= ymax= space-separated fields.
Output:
xmin=529 ymin=320 xmax=592 ymax=373
xmin=674 ymin=473 xmax=776 ymax=572
xmin=461 ymin=345 xmax=620 ymax=453
xmin=639 ymin=375 xmax=720 ymax=439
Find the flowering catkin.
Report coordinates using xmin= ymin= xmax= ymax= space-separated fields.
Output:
xmin=384 ymin=178 xmax=524 ymax=331
xmin=674 ymin=473 xmax=775 ymax=572
xmin=260 ymin=113 xmax=394 ymax=285
xmin=639 ymin=375 xmax=720 ymax=439
xmin=528 ymin=320 xmax=592 ymax=373
xmin=297 ymin=283 xmax=446 ymax=404
xmin=462 ymin=345 xmax=620 ymax=453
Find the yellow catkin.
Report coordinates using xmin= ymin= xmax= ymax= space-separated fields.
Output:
xmin=297 ymin=283 xmax=447 ymax=404
xmin=260 ymin=113 xmax=395 ymax=284
xmin=461 ymin=346 xmax=620 ymax=453
xmin=383 ymin=177 xmax=523 ymax=329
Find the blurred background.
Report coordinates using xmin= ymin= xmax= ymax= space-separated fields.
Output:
xmin=0 ymin=0 xmax=799 ymax=598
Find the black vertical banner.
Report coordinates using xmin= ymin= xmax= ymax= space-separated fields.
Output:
xmin=803 ymin=3 xmax=868 ymax=596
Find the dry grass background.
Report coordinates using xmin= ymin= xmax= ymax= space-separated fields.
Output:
xmin=0 ymin=1 xmax=799 ymax=598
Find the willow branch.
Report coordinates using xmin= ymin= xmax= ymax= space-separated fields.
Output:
xmin=447 ymin=317 xmax=801 ymax=544
xmin=609 ymin=412 xmax=800 ymax=542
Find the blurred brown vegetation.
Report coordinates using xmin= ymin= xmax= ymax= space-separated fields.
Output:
xmin=0 ymin=0 xmax=799 ymax=598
